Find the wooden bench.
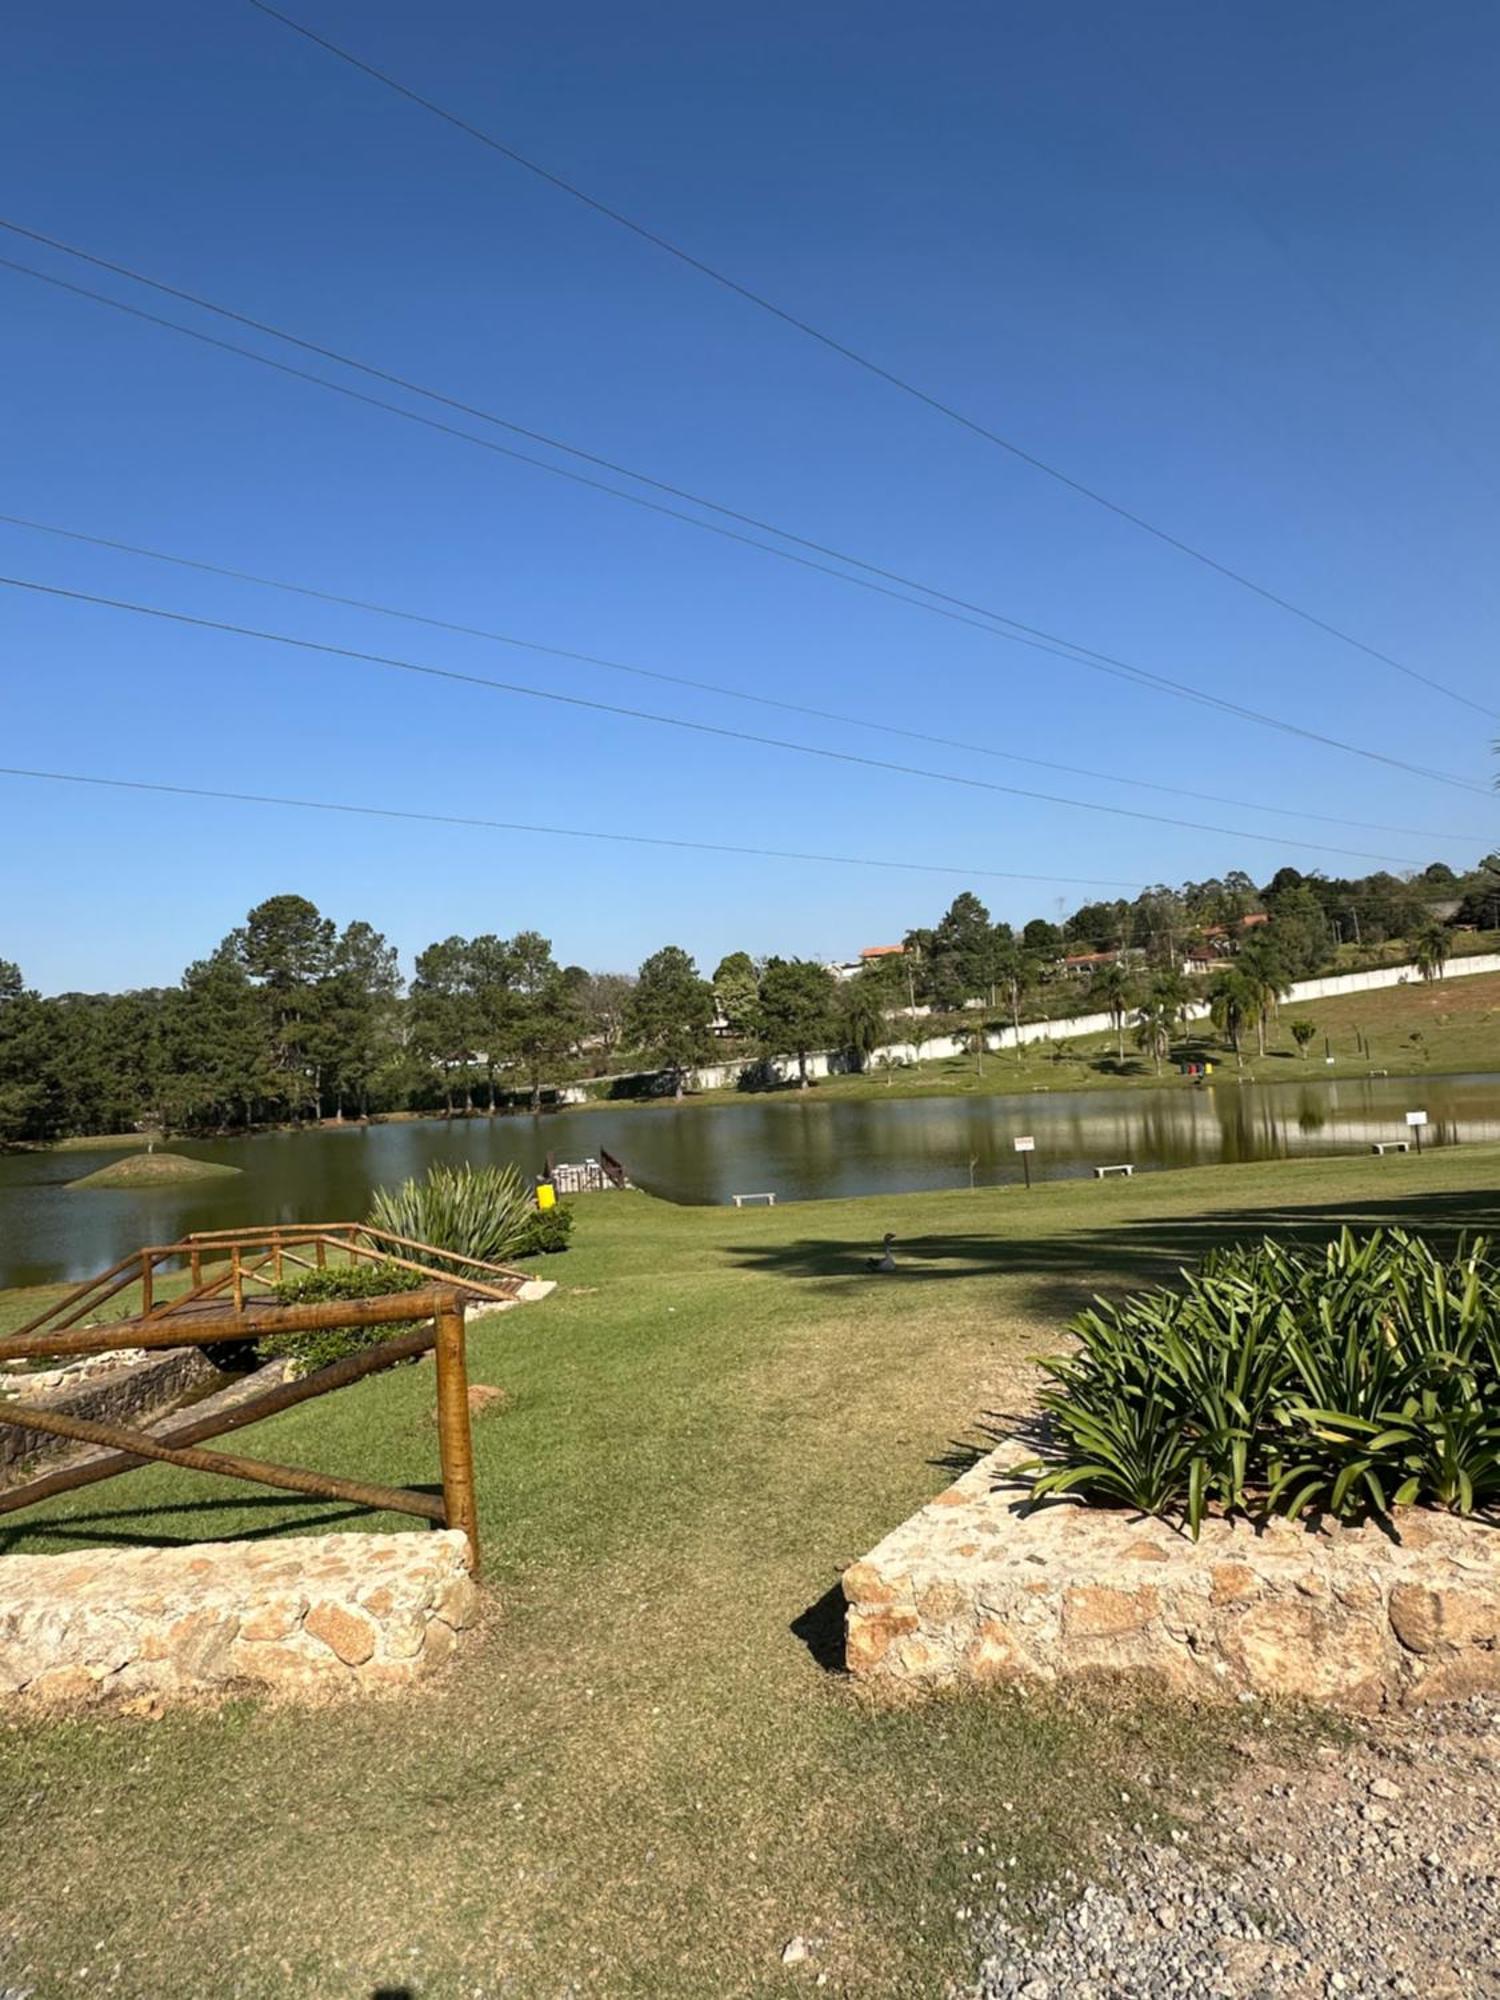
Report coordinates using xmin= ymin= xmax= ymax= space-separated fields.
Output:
xmin=1371 ymin=1141 xmax=1410 ymax=1155
xmin=1093 ymin=1163 xmax=1134 ymax=1179
xmin=731 ymin=1191 xmax=777 ymax=1207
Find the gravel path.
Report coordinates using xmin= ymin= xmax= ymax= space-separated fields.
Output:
xmin=975 ymin=1697 xmax=1500 ymax=2000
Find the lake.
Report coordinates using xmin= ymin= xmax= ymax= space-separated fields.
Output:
xmin=3 ymin=1070 xmax=1498 ymax=1288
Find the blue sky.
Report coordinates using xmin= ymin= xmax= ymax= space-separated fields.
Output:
xmin=4 ymin=0 xmax=1497 ymax=994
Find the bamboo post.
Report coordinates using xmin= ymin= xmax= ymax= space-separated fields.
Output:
xmin=273 ymin=1232 xmax=283 ymax=1282
xmin=433 ymin=1293 xmax=479 ymax=1573
xmin=232 ymin=1246 xmax=243 ymax=1312
xmin=139 ymin=1250 xmax=153 ymax=1316
xmin=315 ymin=1236 xmax=327 ymax=1270
xmin=190 ymin=1244 xmax=202 ymax=1287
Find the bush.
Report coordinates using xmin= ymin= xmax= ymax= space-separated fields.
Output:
xmin=263 ymin=1262 xmax=428 ymax=1376
xmin=1027 ymin=1229 xmax=1500 ymax=1535
xmin=369 ymin=1161 xmax=537 ymax=1269
xmin=511 ymin=1202 xmax=574 ymax=1257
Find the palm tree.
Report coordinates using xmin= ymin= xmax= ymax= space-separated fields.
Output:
xmin=1133 ymin=973 xmax=1189 ymax=1076
xmin=1236 ymin=939 xmax=1293 ymax=1056
xmin=993 ymin=937 xmax=1035 ymax=1065
xmin=1089 ymin=961 xmax=1137 ymax=1064
xmin=1207 ymin=966 xmax=1253 ymax=1068
xmin=1413 ymin=919 xmax=1450 ymax=983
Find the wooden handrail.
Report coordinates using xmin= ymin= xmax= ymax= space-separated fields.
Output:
xmin=0 ymin=1286 xmax=480 ymax=1570
xmin=0 ymin=1324 xmax=438 ymax=1519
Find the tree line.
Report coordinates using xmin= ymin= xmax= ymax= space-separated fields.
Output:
xmin=3 ymin=853 xmax=1494 ymax=1141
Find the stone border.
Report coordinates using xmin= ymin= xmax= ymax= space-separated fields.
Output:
xmin=0 ymin=1530 xmax=478 ymax=1708
xmin=0 ymin=1345 xmax=221 ymax=1476
xmin=843 ymin=1441 xmax=1500 ymax=1707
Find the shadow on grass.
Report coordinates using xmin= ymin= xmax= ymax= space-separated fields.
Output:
xmin=790 ymin=1581 xmax=849 ymax=1675
xmin=726 ymin=1184 xmax=1500 ymax=1317
xmin=0 ymin=1493 xmax=384 ymax=1556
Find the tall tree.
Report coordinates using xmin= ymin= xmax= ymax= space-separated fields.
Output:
xmin=1413 ymin=919 xmax=1450 ymax=983
xmin=506 ymin=931 xmax=579 ymax=1113
xmin=929 ymin=893 xmax=995 ymax=1008
xmin=1134 ymin=971 xmax=1190 ymax=1076
xmin=1236 ymin=936 xmax=1292 ymax=1055
xmin=167 ymin=944 xmax=270 ymax=1129
xmin=1089 ymin=961 xmax=1137 ymax=1064
xmin=0 ymin=959 xmax=56 ymax=1141
xmin=237 ymin=895 xmax=336 ymax=1119
xmin=992 ymin=934 xmax=1037 ymax=1064
xmin=712 ymin=952 xmax=760 ymax=1038
xmin=314 ymin=921 xmax=403 ymax=1118
xmin=1206 ymin=966 xmax=1254 ymax=1067
xmin=409 ymin=936 xmax=478 ymax=1115
xmin=756 ymin=958 xmax=836 ymax=1089
xmin=836 ymin=971 xmax=888 ymax=1074
xmin=576 ymin=971 xmax=636 ymax=1063
xmin=627 ymin=946 xmax=715 ymax=1099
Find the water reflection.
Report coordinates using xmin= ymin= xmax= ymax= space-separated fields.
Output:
xmin=2 ymin=1070 xmax=1499 ymax=1286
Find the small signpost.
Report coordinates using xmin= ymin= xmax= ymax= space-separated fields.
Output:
xmin=1014 ymin=1134 xmax=1035 ymax=1189
xmin=1405 ymin=1109 xmax=1428 ymax=1155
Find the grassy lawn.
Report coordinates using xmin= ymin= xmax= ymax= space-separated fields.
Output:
xmin=2 ymin=1150 xmax=1497 ymax=1998
xmin=601 ymin=966 xmax=1500 ymax=1110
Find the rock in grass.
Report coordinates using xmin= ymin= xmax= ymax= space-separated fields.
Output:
xmin=65 ymin=1151 xmax=241 ymax=1190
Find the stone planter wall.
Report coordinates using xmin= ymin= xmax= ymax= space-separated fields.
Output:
xmin=843 ymin=1442 xmax=1500 ymax=1708
xmin=0 ymin=1346 xmax=220 ymax=1474
xmin=0 ymin=1530 xmax=477 ymax=1708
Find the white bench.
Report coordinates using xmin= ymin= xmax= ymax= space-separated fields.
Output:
xmin=1371 ymin=1141 xmax=1410 ymax=1155
xmin=731 ymin=1191 xmax=777 ymax=1207
xmin=1094 ymin=1163 xmax=1134 ymax=1179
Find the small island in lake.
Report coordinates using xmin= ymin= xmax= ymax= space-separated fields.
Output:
xmin=65 ymin=1152 xmax=242 ymax=1190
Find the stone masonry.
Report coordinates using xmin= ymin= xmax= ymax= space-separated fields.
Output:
xmin=0 ymin=1345 xmax=221 ymax=1474
xmin=0 ymin=1529 xmax=478 ymax=1707
xmin=843 ymin=1440 xmax=1500 ymax=1707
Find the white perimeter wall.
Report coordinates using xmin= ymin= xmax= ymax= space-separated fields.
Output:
xmin=563 ymin=953 xmax=1500 ymax=1099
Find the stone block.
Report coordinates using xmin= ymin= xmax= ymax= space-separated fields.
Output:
xmin=0 ymin=1529 xmax=475 ymax=1710
xmin=842 ymin=1439 xmax=1500 ymax=1709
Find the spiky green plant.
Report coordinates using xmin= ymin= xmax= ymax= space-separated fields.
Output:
xmin=368 ymin=1160 xmax=536 ymax=1270
xmin=1025 ymin=1228 xmax=1500 ymax=1535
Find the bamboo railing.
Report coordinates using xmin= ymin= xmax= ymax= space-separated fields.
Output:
xmin=0 ymin=1286 xmax=481 ymax=1570
xmin=6 ymin=1222 xmax=528 ymax=1354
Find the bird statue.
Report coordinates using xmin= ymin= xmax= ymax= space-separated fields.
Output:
xmin=866 ymin=1232 xmax=897 ymax=1273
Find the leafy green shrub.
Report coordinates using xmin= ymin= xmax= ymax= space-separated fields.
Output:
xmin=263 ymin=1262 xmax=427 ymax=1377
xmin=369 ymin=1161 xmax=537 ymax=1269
xmin=1027 ymin=1229 xmax=1500 ymax=1535
xmin=511 ymin=1202 xmax=574 ymax=1257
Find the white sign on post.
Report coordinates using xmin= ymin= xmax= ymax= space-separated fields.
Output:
xmin=1013 ymin=1135 xmax=1036 ymax=1152
xmin=1405 ymin=1110 xmax=1428 ymax=1128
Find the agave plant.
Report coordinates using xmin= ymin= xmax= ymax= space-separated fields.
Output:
xmin=368 ymin=1161 xmax=536 ymax=1271
xmin=1024 ymin=1227 xmax=1500 ymax=1535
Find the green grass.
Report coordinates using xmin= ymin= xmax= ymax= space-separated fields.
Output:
xmin=600 ymin=965 xmax=1500 ymax=1110
xmin=64 ymin=1150 xmax=242 ymax=1189
xmin=2 ymin=1149 xmax=1496 ymax=1998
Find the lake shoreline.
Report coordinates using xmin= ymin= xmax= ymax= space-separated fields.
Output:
xmin=16 ymin=1055 xmax=1489 ymax=1155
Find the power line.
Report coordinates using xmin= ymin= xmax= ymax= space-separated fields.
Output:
xmin=0 ymin=571 xmax=1458 ymax=867
xmin=0 ymin=764 xmax=1153 ymax=892
xmin=0 ymin=228 xmax=1397 ymax=731
xmin=243 ymin=0 xmax=1498 ymax=722
xmin=3 ymin=509 xmax=1490 ymax=848
xmin=2 ymin=241 xmax=1490 ymax=801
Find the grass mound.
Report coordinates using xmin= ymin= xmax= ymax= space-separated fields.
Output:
xmin=65 ymin=1150 xmax=241 ymax=1190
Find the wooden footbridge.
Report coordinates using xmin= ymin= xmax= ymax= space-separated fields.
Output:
xmin=0 ymin=1223 xmax=533 ymax=1570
